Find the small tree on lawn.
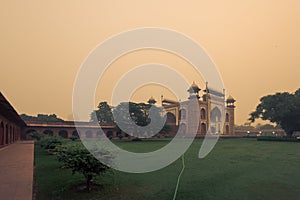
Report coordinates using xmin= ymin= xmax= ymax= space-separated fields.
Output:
xmin=39 ymin=135 xmax=64 ymax=150
xmin=56 ymin=143 xmax=113 ymax=191
xmin=28 ymin=131 xmax=45 ymax=141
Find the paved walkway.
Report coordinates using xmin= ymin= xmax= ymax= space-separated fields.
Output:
xmin=0 ymin=141 xmax=34 ymax=200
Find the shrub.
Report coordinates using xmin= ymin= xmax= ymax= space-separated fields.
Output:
xmin=28 ymin=131 xmax=45 ymax=141
xmin=257 ymin=136 xmax=300 ymax=142
xmin=56 ymin=143 xmax=113 ymax=191
xmin=39 ymin=136 xmax=64 ymax=150
xmin=70 ymin=135 xmax=78 ymax=141
xmin=131 ymin=137 xmax=142 ymax=142
xmin=117 ymin=132 xmax=123 ymax=140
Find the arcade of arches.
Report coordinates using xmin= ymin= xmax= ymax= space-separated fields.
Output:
xmin=22 ymin=121 xmax=118 ymax=140
xmin=0 ymin=119 xmax=21 ymax=146
xmin=0 ymin=92 xmax=25 ymax=147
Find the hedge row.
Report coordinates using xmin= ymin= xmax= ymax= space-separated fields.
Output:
xmin=257 ymin=136 xmax=300 ymax=142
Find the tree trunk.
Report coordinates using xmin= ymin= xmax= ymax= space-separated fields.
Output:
xmin=86 ymin=174 xmax=93 ymax=191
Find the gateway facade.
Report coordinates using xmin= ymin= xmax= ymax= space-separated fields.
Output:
xmin=148 ymin=82 xmax=236 ymax=136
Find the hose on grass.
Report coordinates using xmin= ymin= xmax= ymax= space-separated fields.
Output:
xmin=172 ymin=154 xmax=185 ymax=200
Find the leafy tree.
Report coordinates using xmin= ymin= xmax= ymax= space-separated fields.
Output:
xmin=113 ymin=102 xmax=167 ymax=138
xmin=113 ymin=102 xmax=148 ymax=138
xmin=92 ymin=101 xmax=170 ymax=138
xmin=39 ymin=135 xmax=64 ymax=150
xmin=28 ymin=131 xmax=45 ymax=141
xmin=56 ymin=143 xmax=112 ymax=191
xmin=249 ymin=89 xmax=300 ymax=137
xmin=117 ymin=131 xmax=123 ymax=140
xmin=113 ymin=102 xmax=148 ymax=125
xmin=70 ymin=135 xmax=78 ymax=141
xmin=113 ymin=102 xmax=165 ymax=127
xmin=90 ymin=102 xmax=114 ymax=125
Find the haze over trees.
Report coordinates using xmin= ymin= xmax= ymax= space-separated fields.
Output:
xmin=234 ymin=123 xmax=281 ymax=131
xmin=91 ymin=101 xmax=167 ymax=138
xmin=91 ymin=101 xmax=160 ymax=127
xmin=113 ymin=102 xmax=152 ymax=127
xmin=249 ymin=88 xmax=300 ymax=137
xmin=20 ymin=113 xmax=64 ymax=122
xmin=90 ymin=102 xmax=114 ymax=125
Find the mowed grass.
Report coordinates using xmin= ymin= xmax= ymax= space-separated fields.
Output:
xmin=34 ymin=138 xmax=300 ymax=200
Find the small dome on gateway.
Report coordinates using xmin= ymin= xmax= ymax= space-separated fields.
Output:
xmin=226 ymin=95 xmax=236 ymax=102
xmin=191 ymin=81 xmax=200 ymax=90
xmin=148 ymin=96 xmax=157 ymax=104
xmin=188 ymin=81 xmax=201 ymax=93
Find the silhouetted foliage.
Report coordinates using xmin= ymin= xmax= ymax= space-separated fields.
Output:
xmin=92 ymin=101 xmax=170 ymax=138
xmin=90 ymin=102 xmax=114 ymax=125
xmin=249 ymin=89 xmax=300 ymax=136
xmin=39 ymin=135 xmax=64 ymax=150
xmin=70 ymin=135 xmax=78 ymax=141
xmin=113 ymin=102 xmax=151 ymax=127
xmin=113 ymin=102 xmax=166 ymax=138
xmin=28 ymin=131 xmax=45 ymax=141
xmin=20 ymin=113 xmax=64 ymax=122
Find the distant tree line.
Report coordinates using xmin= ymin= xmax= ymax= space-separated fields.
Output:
xmin=235 ymin=123 xmax=281 ymax=131
xmin=20 ymin=113 xmax=64 ymax=122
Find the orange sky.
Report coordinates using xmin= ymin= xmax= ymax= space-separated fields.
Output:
xmin=0 ymin=0 xmax=299 ymax=125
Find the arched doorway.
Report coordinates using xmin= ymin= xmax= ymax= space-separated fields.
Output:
xmin=201 ymin=108 xmax=206 ymax=120
xmin=72 ymin=130 xmax=79 ymax=138
xmin=43 ymin=129 xmax=54 ymax=136
xmin=201 ymin=123 xmax=207 ymax=135
xmin=106 ymin=131 xmax=113 ymax=140
xmin=59 ymin=130 xmax=68 ymax=139
xmin=6 ymin=124 xmax=9 ymax=144
xmin=211 ymin=107 xmax=222 ymax=134
xmin=10 ymin=126 xmax=13 ymax=143
xmin=116 ymin=130 xmax=123 ymax=139
xmin=226 ymin=125 xmax=230 ymax=134
xmin=166 ymin=112 xmax=176 ymax=125
xmin=12 ymin=127 xmax=15 ymax=142
xmin=226 ymin=113 xmax=229 ymax=122
xmin=0 ymin=122 xmax=4 ymax=145
xmin=25 ymin=129 xmax=37 ymax=140
xmin=211 ymin=107 xmax=221 ymax=122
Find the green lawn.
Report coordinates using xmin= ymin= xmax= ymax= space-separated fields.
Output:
xmin=34 ymin=138 xmax=300 ymax=200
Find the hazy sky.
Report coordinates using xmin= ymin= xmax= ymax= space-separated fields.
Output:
xmin=1 ymin=1 xmax=299 ymax=125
